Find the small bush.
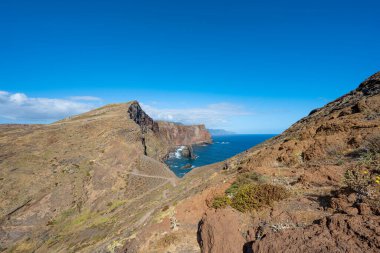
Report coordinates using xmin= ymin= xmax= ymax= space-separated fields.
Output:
xmin=231 ymin=184 xmax=289 ymax=212
xmin=226 ymin=171 xmax=266 ymax=196
xmin=344 ymin=168 xmax=372 ymax=195
xmin=344 ymin=138 xmax=380 ymax=208
xmin=212 ymin=182 xmax=289 ymax=212
xmin=212 ymin=195 xmax=231 ymax=209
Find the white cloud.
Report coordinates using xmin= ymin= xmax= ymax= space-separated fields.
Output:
xmin=141 ymin=102 xmax=251 ymax=128
xmin=0 ymin=91 xmax=101 ymax=123
xmin=69 ymin=96 xmax=103 ymax=101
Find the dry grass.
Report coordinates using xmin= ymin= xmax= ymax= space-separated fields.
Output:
xmin=156 ymin=233 xmax=179 ymax=248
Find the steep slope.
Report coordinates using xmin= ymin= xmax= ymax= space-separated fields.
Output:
xmin=124 ymin=72 xmax=380 ymax=253
xmin=0 ymin=101 xmax=211 ymax=252
xmin=198 ymin=72 xmax=380 ymax=253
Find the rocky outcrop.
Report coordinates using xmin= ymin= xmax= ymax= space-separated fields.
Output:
xmin=157 ymin=121 xmax=212 ymax=146
xmin=127 ymin=102 xmax=212 ymax=158
xmin=358 ymin=71 xmax=380 ymax=95
xmin=181 ymin=145 xmax=195 ymax=159
xmin=128 ymin=101 xmax=159 ymax=133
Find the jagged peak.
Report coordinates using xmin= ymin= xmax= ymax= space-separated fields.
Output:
xmin=127 ymin=101 xmax=159 ymax=133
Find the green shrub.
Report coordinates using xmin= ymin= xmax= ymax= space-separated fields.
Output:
xmin=226 ymin=171 xmax=266 ymax=196
xmin=211 ymin=195 xmax=231 ymax=209
xmin=344 ymin=168 xmax=372 ymax=195
xmin=213 ymin=182 xmax=289 ymax=212
xmin=344 ymin=138 xmax=380 ymax=197
xmin=225 ymin=182 xmax=240 ymax=196
xmin=231 ymin=184 xmax=289 ymax=212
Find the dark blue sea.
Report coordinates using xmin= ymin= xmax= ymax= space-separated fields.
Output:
xmin=165 ymin=134 xmax=276 ymax=177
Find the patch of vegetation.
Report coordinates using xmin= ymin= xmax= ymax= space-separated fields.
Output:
xmin=226 ymin=171 xmax=267 ymax=196
xmin=102 ymin=199 xmax=127 ymax=214
xmin=211 ymin=195 xmax=231 ymax=209
xmin=47 ymin=203 xmax=120 ymax=241
xmin=344 ymin=168 xmax=372 ymax=195
xmin=8 ymin=238 xmax=37 ymax=253
xmin=212 ymin=171 xmax=289 ymax=212
xmin=344 ymin=135 xmax=380 ymax=207
xmin=157 ymin=233 xmax=178 ymax=248
xmin=231 ymin=184 xmax=289 ymax=212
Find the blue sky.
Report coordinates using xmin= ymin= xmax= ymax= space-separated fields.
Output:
xmin=0 ymin=0 xmax=379 ymax=133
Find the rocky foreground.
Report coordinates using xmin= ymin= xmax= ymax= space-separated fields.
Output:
xmin=0 ymin=72 xmax=379 ymax=253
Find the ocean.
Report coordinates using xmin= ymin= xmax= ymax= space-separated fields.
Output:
xmin=165 ymin=134 xmax=276 ymax=177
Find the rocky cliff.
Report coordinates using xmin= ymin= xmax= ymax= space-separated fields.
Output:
xmin=126 ymin=101 xmax=211 ymax=159
xmin=157 ymin=121 xmax=212 ymax=146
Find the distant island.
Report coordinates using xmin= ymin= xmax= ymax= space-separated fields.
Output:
xmin=207 ymin=128 xmax=236 ymax=136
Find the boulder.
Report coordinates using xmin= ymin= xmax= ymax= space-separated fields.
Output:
xmin=198 ymin=208 xmax=247 ymax=253
xmin=181 ymin=163 xmax=192 ymax=170
xmin=181 ymin=145 xmax=195 ymax=159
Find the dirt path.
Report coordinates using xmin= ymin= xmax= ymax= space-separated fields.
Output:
xmin=128 ymin=171 xmax=177 ymax=187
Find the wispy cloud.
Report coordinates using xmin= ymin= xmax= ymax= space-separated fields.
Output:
xmin=69 ymin=96 xmax=103 ymax=101
xmin=141 ymin=102 xmax=251 ymax=128
xmin=0 ymin=91 xmax=101 ymax=123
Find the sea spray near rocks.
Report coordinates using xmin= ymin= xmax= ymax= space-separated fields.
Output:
xmin=165 ymin=134 xmax=275 ymax=177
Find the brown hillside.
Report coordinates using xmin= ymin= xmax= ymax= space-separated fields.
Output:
xmin=0 ymin=101 xmax=210 ymax=252
xmin=125 ymin=72 xmax=380 ymax=253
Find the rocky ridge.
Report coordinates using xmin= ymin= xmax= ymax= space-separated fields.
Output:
xmin=0 ymin=101 xmax=211 ymax=252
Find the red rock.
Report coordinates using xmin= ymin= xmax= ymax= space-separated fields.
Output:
xmin=199 ymin=208 xmax=247 ymax=253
